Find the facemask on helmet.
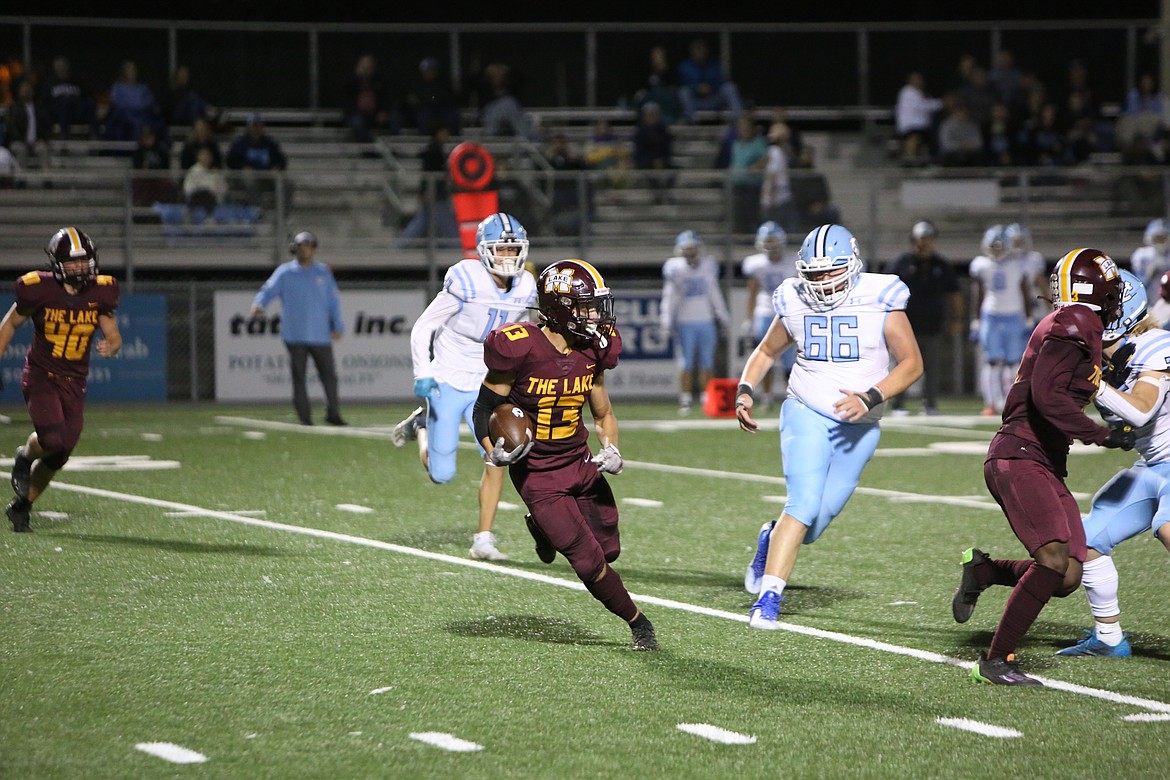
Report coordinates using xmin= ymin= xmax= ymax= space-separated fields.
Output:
xmin=45 ymin=227 xmax=98 ymax=291
xmin=1102 ymin=269 xmax=1148 ymax=343
xmin=981 ymin=224 xmax=1007 ymax=260
xmin=755 ymin=221 xmax=786 ymax=255
xmin=476 ymin=212 xmax=529 ymax=278
xmin=796 ymin=224 xmax=863 ymax=306
xmin=674 ymin=230 xmax=703 ymax=262
xmin=1144 ymin=218 xmax=1169 ymax=251
xmin=537 ymin=259 xmax=616 ymax=344
xmin=1049 ymin=247 xmax=1123 ymax=329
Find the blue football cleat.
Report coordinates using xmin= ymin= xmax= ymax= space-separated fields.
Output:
xmin=1056 ymin=629 xmax=1132 ymax=657
xmin=748 ymin=589 xmax=786 ymax=630
xmin=744 ymin=520 xmax=774 ymax=595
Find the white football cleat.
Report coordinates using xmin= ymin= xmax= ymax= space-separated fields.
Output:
xmin=469 ymin=532 xmax=509 ymax=561
xmin=391 ymin=406 xmax=425 ymax=448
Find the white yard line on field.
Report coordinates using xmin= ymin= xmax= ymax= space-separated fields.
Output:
xmin=935 ymin=718 xmax=1022 ymax=738
xmin=408 ymin=732 xmax=484 ymax=752
xmin=135 ymin=742 xmax=209 ymax=764
xmin=18 ymin=476 xmax=1170 ymax=717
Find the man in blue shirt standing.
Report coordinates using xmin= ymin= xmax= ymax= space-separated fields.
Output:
xmin=250 ymin=231 xmax=347 ymax=426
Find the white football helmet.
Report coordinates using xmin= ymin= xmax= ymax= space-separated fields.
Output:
xmin=755 ymin=221 xmax=786 ymax=255
xmin=476 ymin=212 xmax=529 ymax=278
xmin=796 ymin=223 xmax=862 ymax=306
xmin=981 ymin=224 xmax=1007 ymax=260
xmin=674 ymin=230 xmax=703 ymax=261
xmin=1144 ymin=218 xmax=1169 ymax=250
xmin=1004 ymin=223 xmax=1032 ymax=255
xmin=1102 ymin=269 xmax=1149 ymax=343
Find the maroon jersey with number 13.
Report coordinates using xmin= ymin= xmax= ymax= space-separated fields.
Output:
xmin=483 ymin=321 xmax=622 ymax=471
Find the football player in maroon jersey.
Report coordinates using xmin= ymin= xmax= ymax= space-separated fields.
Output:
xmin=0 ymin=227 xmax=122 ymax=532
xmin=472 ymin=259 xmax=658 ymax=651
xmin=953 ymin=248 xmax=1134 ymax=685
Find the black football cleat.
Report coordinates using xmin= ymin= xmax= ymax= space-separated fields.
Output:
xmin=525 ymin=513 xmax=556 ymax=564
xmin=631 ymin=616 xmax=659 ymax=652
xmin=11 ymin=445 xmax=31 ymax=500
xmin=325 ymin=415 xmax=348 ymax=426
xmin=970 ymin=652 xmax=1042 ymax=686
xmin=952 ymin=546 xmax=990 ymax=623
xmin=7 ymin=498 xmax=31 ymax=533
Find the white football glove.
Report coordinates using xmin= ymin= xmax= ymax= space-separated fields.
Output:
xmin=487 ymin=436 xmax=533 ymax=467
xmin=591 ymin=443 xmax=624 ymax=474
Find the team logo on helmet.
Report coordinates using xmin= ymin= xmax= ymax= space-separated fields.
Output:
xmin=45 ymin=226 xmax=98 ymax=291
xmin=1050 ymin=247 xmax=1123 ymax=327
xmin=537 ymin=259 xmax=615 ymax=345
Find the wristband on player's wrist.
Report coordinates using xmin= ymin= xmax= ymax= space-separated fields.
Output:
xmin=735 ymin=381 xmax=754 ymax=408
xmin=860 ymin=386 xmax=885 ymax=410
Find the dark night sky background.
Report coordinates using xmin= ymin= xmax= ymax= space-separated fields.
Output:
xmin=28 ymin=1 xmax=1166 ymax=23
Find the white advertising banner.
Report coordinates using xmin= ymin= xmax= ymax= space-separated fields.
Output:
xmin=214 ymin=290 xmax=425 ymax=401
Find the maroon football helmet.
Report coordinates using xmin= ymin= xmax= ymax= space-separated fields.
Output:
xmin=45 ymin=227 xmax=98 ymax=290
xmin=1049 ymin=247 xmax=1122 ymax=326
xmin=537 ymin=259 xmax=616 ymax=344
xmin=1160 ymin=272 xmax=1170 ymax=303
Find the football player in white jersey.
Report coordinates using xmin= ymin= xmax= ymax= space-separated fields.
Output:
xmin=1129 ymin=218 xmax=1170 ymax=303
xmin=1058 ymin=270 xmax=1170 ymax=657
xmin=734 ymin=223 xmax=923 ymax=629
xmin=1004 ymin=223 xmax=1049 ymax=316
xmin=740 ymin=221 xmax=797 ymax=409
xmin=660 ymin=230 xmax=730 ymax=414
xmin=392 ymin=212 xmax=538 ymax=561
xmin=969 ymin=224 xmax=1033 ymax=415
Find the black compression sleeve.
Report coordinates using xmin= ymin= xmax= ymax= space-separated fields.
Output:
xmin=473 ymin=385 xmax=510 ymax=444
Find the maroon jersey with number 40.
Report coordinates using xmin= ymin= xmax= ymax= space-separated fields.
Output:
xmin=14 ymin=270 xmax=120 ymax=380
xmin=484 ymin=322 xmax=622 ymax=471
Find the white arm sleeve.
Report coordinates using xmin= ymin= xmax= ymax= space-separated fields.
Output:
xmin=1095 ymin=375 xmax=1170 ymax=427
xmin=410 ymin=291 xmax=462 ymax=378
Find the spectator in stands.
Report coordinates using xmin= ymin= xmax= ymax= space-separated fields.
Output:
xmin=633 ymin=45 xmax=683 ymax=126
xmin=938 ymin=100 xmax=984 ymax=167
xmin=985 ymin=101 xmax=1019 ymax=166
xmin=131 ymin=124 xmax=179 ymax=206
xmin=0 ymin=54 xmax=24 ymax=106
xmin=632 ymin=101 xmax=676 ymax=204
xmin=759 ymin=121 xmax=797 ymax=234
xmin=676 ymin=38 xmax=743 ymax=123
xmin=987 ymin=49 xmax=1023 ymax=107
xmin=5 ymin=80 xmax=52 ymax=175
xmin=480 ymin=62 xmax=539 ymax=141
xmin=396 ymin=125 xmax=459 ymax=247
xmin=790 ymin=169 xmax=841 ymax=234
xmin=402 ymin=56 xmax=461 ymax=136
xmin=770 ymin=106 xmax=804 ymax=162
xmin=729 ymin=114 xmax=768 ymax=234
xmin=1064 ymin=59 xmax=1100 ymax=123
xmin=543 ymin=131 xmax=594 ymax=236
xmin=1064 ymin=90 xmax=1100 ymax=163
xmin=162 ymin=64 xmax=219 ymax=129
xmin=1018 ymin=102 xmax=1068 ymax=167
xmin=179 ymin=116 xmax=223 ymax=171
xmin=183 ymin=146 xmax=228 ymax=217
xmin=583 ymin=118 xmax=631 ymax=189
xmin=0 ymin=145 xmax=18 ymax=189
xmin=343 ymin=54 xmax=399 ymax=142
xmin=45 ymin=56 xmax=94 ymax=138
xmin=1125 ymin=72 xmax=1163 ymax=116
xmin=104 ymin=59 xmax=159 ymax=142
xmin=958 ymin=65 xmax=996 ymax=132
xmin=895 ymin=71 xmax=942 ymax=166
xmin=226 ymin=113 xmax=290 ymax=208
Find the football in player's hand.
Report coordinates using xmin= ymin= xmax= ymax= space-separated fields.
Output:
xmin=489 ymin=404 xmax=534 ymax=451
